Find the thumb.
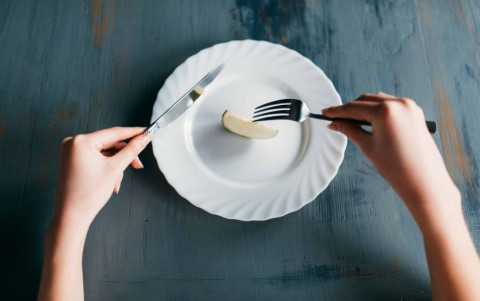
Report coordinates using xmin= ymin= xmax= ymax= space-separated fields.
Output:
xmin=328 ymin=121 xmax=370 ymax=149
xmin=114 ymin=133 xmax=152 ymax=170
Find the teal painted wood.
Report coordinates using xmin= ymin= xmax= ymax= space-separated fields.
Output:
xmin=0 ymin=0 xmax=479 ymax=300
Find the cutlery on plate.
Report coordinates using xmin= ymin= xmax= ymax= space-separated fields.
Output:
xmin=253 ymin=98 xmax=437 ymax=134
xmin=145 ymin=63 xmax=224 ymax=135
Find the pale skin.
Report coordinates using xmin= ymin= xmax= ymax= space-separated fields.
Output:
xmin=324 ymin=92 xmax=480 ymax=300
xmin=38 ymin=127 xmax=151 ymax=301
xmin=38 ymin=93 xmax=480 ymax=300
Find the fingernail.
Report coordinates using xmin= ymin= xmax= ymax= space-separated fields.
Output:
xmin=138 ymin=161 xmax=144 ymax=169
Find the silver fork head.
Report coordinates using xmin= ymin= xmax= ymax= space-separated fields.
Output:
xmin=253 ymin=99 xmax=309 ymax=122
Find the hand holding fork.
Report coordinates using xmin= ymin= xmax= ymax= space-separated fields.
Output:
xmin=253 ymin=97 xmax=436 ymax=134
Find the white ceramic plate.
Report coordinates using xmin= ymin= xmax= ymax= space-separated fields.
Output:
xmin=151 ymin=40 xmax=346 ymax=221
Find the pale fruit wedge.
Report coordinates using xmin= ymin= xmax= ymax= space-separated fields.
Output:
xmin=221 ymin=110 xmax=278 ymax=139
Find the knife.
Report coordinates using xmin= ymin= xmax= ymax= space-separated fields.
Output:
xmin=144 ymin=63 xmax=224 ymax=134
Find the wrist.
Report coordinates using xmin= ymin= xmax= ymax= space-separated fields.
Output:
xmin=405 ymin=184 xmax=463 ymax=234
xmin=46 ymin=211 xmax=90 ymax=245
xmin=51 ymin=195 xmax=96 ymax=232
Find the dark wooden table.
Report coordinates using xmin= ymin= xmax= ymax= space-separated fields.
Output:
xmin=1 ymin=0 xmax=479 ymax=300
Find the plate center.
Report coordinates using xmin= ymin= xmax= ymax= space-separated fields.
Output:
xmin=186 ymin=76 xmax=307 ymax=184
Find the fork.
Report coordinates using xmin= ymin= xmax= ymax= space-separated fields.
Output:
xmin=253 ymin=99 xmax=437 ymax=134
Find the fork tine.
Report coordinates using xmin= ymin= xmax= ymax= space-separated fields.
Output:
xmin=254 ymin=104 xmax=291 ymax=114
xmin=255 ymin=99 xmax=293 ymax=110
xmin=253 ymin=115 xmax=293 ymax=122
xmin=253 ymin=110 xmax=290 ymax=118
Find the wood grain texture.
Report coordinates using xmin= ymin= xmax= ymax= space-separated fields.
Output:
xmin=0 ymin=0 xmax=479 ymax=300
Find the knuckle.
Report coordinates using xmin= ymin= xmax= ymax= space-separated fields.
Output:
xmin=130 ymin=143 xmax=141 ymax=155
xmin=399 ymin=98 xmax=424 ymax=117
xmin=344 ymin=102 xmax=356 ymax=110
xmin=337 ymin=104 xmax=351 ymax=114
xmin=335 ymin=123 xmax=345 ymax=133
xmin=399 ymin=97 xmax=416 ymax=108
xmin=128 ymin=140 xmax=143 ymax=155
xmin=335 ymin=122 xmax=351 ymax=135
xmin=71 ymin=134 xmax=86 ymax=146
xmin=378 ymin=101 xmax=393 ymax=114
xmin=340 ymin=123 xmax=352 ymax=133
xmin=328 ymin=104 xmax=344 ymax=115
xmin=377 ymin=101 xmax=399 ymax=121
xmin=417 ymin=105 xmax=425 ymax=115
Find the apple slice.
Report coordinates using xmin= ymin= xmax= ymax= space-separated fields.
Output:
xmin=221 ymin=110 xmax=278 ymax=139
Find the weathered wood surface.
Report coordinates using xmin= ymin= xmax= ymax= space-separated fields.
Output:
xmin=1 ymin=0 xmax=479 ymax=300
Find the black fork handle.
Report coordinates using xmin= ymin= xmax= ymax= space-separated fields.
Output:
xmin=309 ymin=113 xmax=437 ymax=134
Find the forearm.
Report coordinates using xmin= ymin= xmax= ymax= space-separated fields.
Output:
xmin=325 ymin=94 xmax=480 ymax=299
xmin=37 ymin=127 xmax=149 ymax=300
xmin=408 ymin=189 xmax=480 ymax=300
xmin=38 ymin=214 xmax=89 ymax=301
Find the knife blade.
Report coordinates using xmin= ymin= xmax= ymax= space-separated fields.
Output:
xmin=145 ymin=63 xmax=224 ymax=134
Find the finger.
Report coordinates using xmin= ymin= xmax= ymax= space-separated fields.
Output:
xmin=102 ymin=153 xmax=143 ymax=168
xmin=375 ymin=91 xmax=397 ymax=99
xmin=62 ymin=136 xmax=73 ymax=143
xmin=322 ymin=101 xmax=378 ymax=122
xmin=102 ymin=141 xmax=144 ymax=169
xmin=114 ymin=173 xmax=124 ymax=194
xmin=114 ymin=133 xmax=152 ymax=170
xmin=328 ymin=121 xmax=371 ymax=147
xmin=354 ymin=92 xmax=398 ymax=102
xmin=131 ymin=157 xmax=144 ymax=169
xmin=101 ymin=141 xmax=127 ymax=151
xmin=89 ymin=127 xmax=146 ymax=149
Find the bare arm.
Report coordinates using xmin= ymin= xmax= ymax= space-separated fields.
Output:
xmin=323 ymin=92 xmax=480 ymax=300
xmin=38 ymin=127 xmax=151 ymax=301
